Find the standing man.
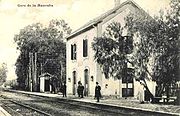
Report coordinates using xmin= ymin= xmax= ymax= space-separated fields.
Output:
xmin=138 ymin=81 xmax=145 ymax=103
xmin=80 ymin=83 xmax=84 ymax=98
xmin=77 ymin=81 xmax=81 ymax=97
xmin=95 ymin=82 xmax=101 ymax=102
xmin=62 ymin=82 xmax=67 ymax=97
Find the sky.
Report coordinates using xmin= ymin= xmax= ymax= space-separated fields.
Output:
xmin=0 ymin=0 xmax=170 ymax=80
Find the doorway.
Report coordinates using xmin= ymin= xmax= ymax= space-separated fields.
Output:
xmin=84 ymin=69 xmax=89 ymax=96
xmin=72 ymin=71 xmax=77 ymax=95
xmin=45 ymin=79 xmax=50 ymax=91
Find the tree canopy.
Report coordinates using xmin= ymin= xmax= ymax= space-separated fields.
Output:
xmin=14 ymin=19 xmax=71 ymax=90
xmin=125 ymin=0 xmax=179 ymax=97
xmin=92 ymin=0 xmax=179 ymax=99
xmin=92 ymin=22 xmax=133 ymax=79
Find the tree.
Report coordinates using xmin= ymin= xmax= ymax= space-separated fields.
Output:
xmin=0 ymin=63 xmax=8 ymax=86
xmin=125 ymin=0 xmax=180 ymax=99
xmin=4 ymin=79 xmax=18 ymax=89
xmin=152 ymin=0 xmax=180 ymax=98
xmin=15 ymin=53 xmax=29 ymax=90
xmin=92 ymin=22 xmax=138 ymax=98
xmin=124 ymin=12 xmax=156 ymax=99
xmin=14 ymin=19 xmax=71 ymax=90
xmin=92 ymin=22 xmax=133 ymax=79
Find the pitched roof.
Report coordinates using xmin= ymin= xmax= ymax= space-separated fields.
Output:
xmin=66 ymin=0 xmax=148 ymax=40
xmin=39 ymin=72 xmax=53 ymax=78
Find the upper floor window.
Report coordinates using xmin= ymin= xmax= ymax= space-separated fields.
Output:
xmin=71 ymin=44 xmax=77 ymax=60
xmin=83 ymin=39 xmax=88 ymax=57
xmin=122 ymin=68 xmax=134 ymax=83
xmin=123 ymin=36 xmax=133 ymax=54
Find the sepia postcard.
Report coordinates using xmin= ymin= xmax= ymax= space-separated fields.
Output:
xmin=0 ymin=0 xmax=179 ymax=116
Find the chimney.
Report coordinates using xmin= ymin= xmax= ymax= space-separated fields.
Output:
xmin=114 ymin=0 xmax=121 ymax=7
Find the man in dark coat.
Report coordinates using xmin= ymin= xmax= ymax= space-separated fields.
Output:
xmin=95 ymin=82 xmax=101 ymax=102
xmin=79 ymin=83 xmax=84 ymax=98
xmin=62 ymin=82 xmax=67 ymax=97
xmin=77 ymin=81 xmax=81 ymax=97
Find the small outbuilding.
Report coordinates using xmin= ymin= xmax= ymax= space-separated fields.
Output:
xmin=39 ymin=73 xmax=53 ymax=92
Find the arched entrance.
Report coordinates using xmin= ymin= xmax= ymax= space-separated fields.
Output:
xmin=72 ymin=71 xmax=77 ymax=95
xmin=84 ymin=69 xmax=89 ymax=96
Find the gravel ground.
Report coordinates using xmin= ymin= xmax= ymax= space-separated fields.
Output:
xmin=1 ymin=90 xmax=180 ymax=115
xmin=75 ymin=96 xmax=180 ymax=114
xmin=0 ymin=91 xmax=124 ymax=116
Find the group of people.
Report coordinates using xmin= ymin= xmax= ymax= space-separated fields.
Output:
xmin=62 ymin=80 xmax=148 ymax=103
xmin=62 ymin=81 xmax=101 ymax=102
xmin=77 ymin=81 xmax=101 ymax=102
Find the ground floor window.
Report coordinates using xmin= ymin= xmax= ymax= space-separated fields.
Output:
xmin=122 ymin=68 xmax=134 ymax=97
xmin=122 ymin=88 xmax=134 ymax=97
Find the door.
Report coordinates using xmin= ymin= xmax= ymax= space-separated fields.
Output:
xmin=72 ymin=71 xmax=77 ymax=95
xmin=84 ymin=69 xmax=89 ymax=96
xmin=45 ymin=79 xmax=50 ymax=91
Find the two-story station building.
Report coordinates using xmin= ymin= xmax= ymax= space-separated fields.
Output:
xmin=66 ymin=0 xmax=156 ymax=98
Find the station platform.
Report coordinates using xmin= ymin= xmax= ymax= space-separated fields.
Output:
xmin=0 ymin=107 xmax=11 ymax=116
xmin=5 ymin=89 xmax=180 ymax=116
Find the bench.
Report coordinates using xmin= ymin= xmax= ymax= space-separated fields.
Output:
xmin=162 ymin=97 xmax=176 ymax=103
xmin=153 ymin=97 xmax=177 ymax=104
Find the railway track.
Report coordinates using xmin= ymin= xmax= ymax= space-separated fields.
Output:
xmin=27 ymin=94 xmax=180 ymax=116
xmin=1 ymin=91 xmax=127 ymax=116
xmin=18 ymin=95 xmax=128 ymax=116
xmin=0 ymin=95 xmax=52 ymax=116
xmin=1 ymin=90 xmax=176 ymax=116
xmin=6 ymin=92 xmax=129 ymax=115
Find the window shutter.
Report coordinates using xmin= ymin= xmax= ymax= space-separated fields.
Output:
xmin=71 ymin=44 xmax=73 ymax=60
xmin=74 ymin=44 xmax=77 ymax=60
xmin=83 ymin=40 xmax=85 ymax=57
xmin=83 ymin=39 xmax=88 ymax=57
xmin=85 ymin=40 xmax=88 ymax=57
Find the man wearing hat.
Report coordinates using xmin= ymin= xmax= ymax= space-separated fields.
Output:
xmin=95 ymin=82 xmax=101 ymax=102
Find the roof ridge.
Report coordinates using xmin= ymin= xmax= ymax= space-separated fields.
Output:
xmin=66 ymin=0 xmax=147 ymax=40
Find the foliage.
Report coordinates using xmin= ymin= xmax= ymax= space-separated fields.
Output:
xmin=92 ymin=0 xmax=179 ymax=99
xmin=0 ymin=63 xmax=8 ymax=86
xmin=4 ymin=79 xmax=18 ymax=89
xmin=92 ymin=20 xmax=154 ymax=99
xmin=92 ymin=22 xmax=133 ymax=79
xmin=152 ymin=0 xmax=180 ymax=97
xmin=14 ymin=19 xmax=71 ymax=90
xmin=125 ymin=0 xmax=180 ymax=97
xmin=15 ymin=53 xmax=29 ymax=90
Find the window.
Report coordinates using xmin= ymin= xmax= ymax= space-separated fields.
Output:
xmin=73 ymin=71 xmax=76 ymax=85
xmin=122 ymin=68 xmax=134 ymax=83
xmin=84 ymin=69 xmax=88 ymax=85
xmin=83 ymin=39 xmax=88 ymax=57
xmin=122 ymin=68 xmax=134 ymax=97
xmin=123 ymin=36 xmax=133 ymax=54
xmin=71 ymin=44 xmax=77 ymax=60
xmin=122 ymin=88 xmax=133 ymax=97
